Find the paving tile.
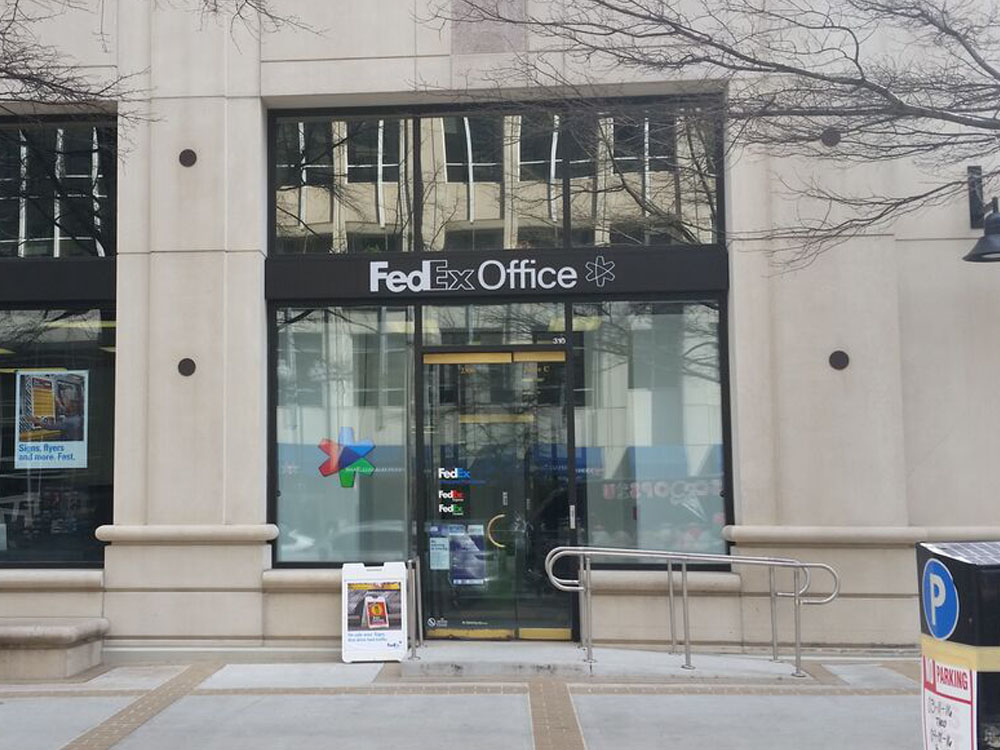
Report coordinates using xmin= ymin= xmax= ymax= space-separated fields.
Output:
xmin=572 ymin=693 xmax=922 ymax=750
xmin=823 ymin=663 xmax=918 ymax=689
xmin=530 ymin=680 xmax=586 ymax=750
xmin=0 ymin=666 xmax=187 ymax=694
xmin=0 ymin=696 xmax=133 ymax=750
xmin=85 ymin=666 xmax=190 ymax=691
xmin=112 ymin=693 xmax=534 ymax=750
xmin=198 ymin=662 xmax=382 ymax=690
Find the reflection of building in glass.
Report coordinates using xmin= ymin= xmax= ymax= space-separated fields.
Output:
xmin=275 ymin=299 xmax=724 ymax=565
xmin=273 ymin=107 xmax=718 ymax=255
xmin=0 ymin=123 xmax=116 ymax=258
xmin=573 ymin=302 xmax=725 ymax=555
xmin=275 ymin=307 xmax=413 ymax=564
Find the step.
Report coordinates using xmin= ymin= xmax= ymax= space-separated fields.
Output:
xmin=400 ymin=642 xmax=811 ymax=681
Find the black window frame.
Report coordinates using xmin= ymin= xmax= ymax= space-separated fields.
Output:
xmin=0 ymin=115 xmax=117 ymax=569
xmin=265 ymin=95 xmax=732 ymax=572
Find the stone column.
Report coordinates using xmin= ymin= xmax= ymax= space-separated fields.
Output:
xmin=100 ymin=1 xmax=275 ymax=649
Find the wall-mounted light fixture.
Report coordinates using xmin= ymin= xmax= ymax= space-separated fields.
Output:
xmin=965 ymin=166 xmax=1000 ymax=262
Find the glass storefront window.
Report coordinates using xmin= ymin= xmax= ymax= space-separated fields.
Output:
xmin=573 ymin=301 xmax=725 ymax=557
xmin=271 ymin=299 xmax=727 ymax=568
xmin=275 ymin=306 xmax=415 ymax=563
xmin=0 ymin=308 xmax=115 ymax=565
xmin=271 ymin=101 xmax=720 ymax=254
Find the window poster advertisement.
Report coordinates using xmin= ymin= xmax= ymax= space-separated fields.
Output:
xmin=429 ymin=532 xmax=450 ymax=571
xmin=347 ymin=581 xmax=403 ymax=632
xmin=15 ymin=371 xmax=88 ymax=469
xmin=450 ymin=524 xmax=487 ymax=586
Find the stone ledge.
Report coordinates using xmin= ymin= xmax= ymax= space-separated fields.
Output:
xmin=0 ymin=570 xmax=103 ymax=591
xmin=96 ymin=524 xmax=279 ymax=545
xmin=262 ymin=569 xmax=341 ymax=592
xmin=259 ymin=569 xmax=738 ymax=595
xmin=0 ymin=617 xmax=109 ymax=648
xmin=724 ymin=525 xmax=1000 ymax=546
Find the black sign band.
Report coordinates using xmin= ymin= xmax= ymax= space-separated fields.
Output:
xmin=266 ymin=246 xmax=727 ymax=302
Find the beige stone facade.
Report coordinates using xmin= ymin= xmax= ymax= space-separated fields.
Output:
xmin=1 ymin=0 xmax=996 ymax=657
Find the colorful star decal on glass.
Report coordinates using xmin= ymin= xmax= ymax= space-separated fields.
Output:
xmin=318 ymin=427 xmax=376 ymax=488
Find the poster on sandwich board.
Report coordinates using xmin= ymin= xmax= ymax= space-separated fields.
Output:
xmin=15 ymin=371 xmax=88 ymax=469
xmin=341 ymin=562 xmax=407 ymax=663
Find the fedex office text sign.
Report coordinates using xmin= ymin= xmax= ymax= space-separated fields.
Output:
xmin=369 ymin=259 xmax=578 ymax=294
xmin=922 ymin=558 xmax=960 ymax=640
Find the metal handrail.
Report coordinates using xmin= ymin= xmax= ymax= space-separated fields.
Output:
xmin=544 ymin=546 xmax=840 ymax=676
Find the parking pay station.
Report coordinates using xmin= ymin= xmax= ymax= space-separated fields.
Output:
xmin=341 ymin=562 xmax=408 ymax=663
xmin=918 ymin=542 xmax=1000 ymax=750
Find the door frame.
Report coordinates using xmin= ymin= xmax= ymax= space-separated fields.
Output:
xmin=414 ymin=307 xmax=581 ymax=640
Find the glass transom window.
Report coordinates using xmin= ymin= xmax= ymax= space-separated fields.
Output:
xmin=271 ymin=100 xmax=721 ymax=254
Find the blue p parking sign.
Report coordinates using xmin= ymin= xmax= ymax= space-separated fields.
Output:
xmin=922 ymin=558 xmax=960 ymax=640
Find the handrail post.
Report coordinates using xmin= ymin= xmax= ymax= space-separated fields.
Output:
xmin=681 ymin=561 xmax=693 ymax=670
xmin=578 ymin=556 xmax=584 ymax=655
xmin=407 ymin=559 xmax=419 ymax=660
xmin=584 ymin=554 xmax=595 ymax=664
xmin=414 ymin=556 xmax=424 ymax=648
xmin=769 ymin=567 xmax=779 ymax=662
xmin=792 ymin=567 xmax=804 ymax=677
xmin=667 ymin=559 xmax=677 ymax=655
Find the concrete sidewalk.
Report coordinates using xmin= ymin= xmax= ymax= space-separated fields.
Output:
xmin=0 ymin=647 xmax=922 ymax=750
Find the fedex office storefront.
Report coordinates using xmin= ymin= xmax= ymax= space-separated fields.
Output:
xmin=265 ymin=98 xmax=731 ymax=640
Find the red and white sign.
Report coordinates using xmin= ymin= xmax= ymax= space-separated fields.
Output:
xmin=923 ymin=655 xmax=976 ymax=750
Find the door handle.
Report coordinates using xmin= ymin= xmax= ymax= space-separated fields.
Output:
xmin=486 ymin=513 xmax=507 ymax=549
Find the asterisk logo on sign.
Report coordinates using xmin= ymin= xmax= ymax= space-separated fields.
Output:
xmin=585 ymin=255 xmax=616 ymax=288
xmin=318 ymin=427 xmax=376 ymax=488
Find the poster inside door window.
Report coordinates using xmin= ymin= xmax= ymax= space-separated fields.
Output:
xmin=15 ymin=371 xmax=88 ymax=469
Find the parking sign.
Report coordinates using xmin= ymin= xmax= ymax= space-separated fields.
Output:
xmin=922 ymin=558 xmax=960 ymax=641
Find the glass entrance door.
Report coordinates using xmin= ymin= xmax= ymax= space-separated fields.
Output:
xmin=422 ymin=351 xmax=574 ymax=640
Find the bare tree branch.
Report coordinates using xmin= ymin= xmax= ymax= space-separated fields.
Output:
xmin=427 ymin=0 xmax=1000 ymax=260
xmin=0 ymin=0 xmax=301 ymax=113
